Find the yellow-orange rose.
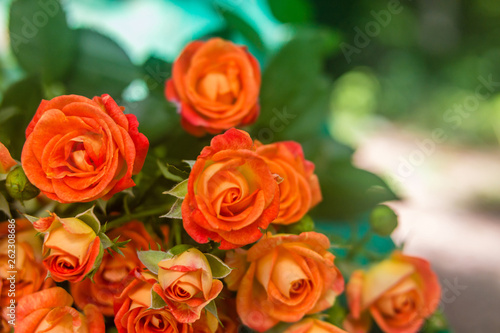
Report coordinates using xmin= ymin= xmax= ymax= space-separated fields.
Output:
xmin=285 ymin=318 xmax=348 ymax=333
xmin=237 ymin=232 xmax=344 ymax=332
xmin=70 ymin=221 xmax=160 ymax=315
xmin=153 ymin=248 xmax=223 ymax=323
xmin=16 ymin=287 xmax=105 ymax=333
xmin=21 ymin=94 xmax=149 ymax=203
xmin=255 ymin=141 xmax=322 ymax=224
xmin=182 ymin=128 xmax=280 ymax=250
xmin=165 ymin=38 xmax=261 ymax=136
xmin=114 ymin=269 xmax=192 ymax=333
xmin=33 ymin=213 xmax=101 ymax=282
xmin=344 ymin=251 xmax=441 ymax=333
xmin=0 ymin=219 xmax=53 ymax=308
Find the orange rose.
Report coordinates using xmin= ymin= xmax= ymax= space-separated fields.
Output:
xmin=285 ymin=318 xmax=348 ymax=333
xmin=344 ymin=251 xmax=441 ymax=333
xmin=71 ymin=221 xmax=160 ymax=315
xmin=255 ymin=141 xmax=322 ymax=225
xmin=153 ymin=248 xmax=223 ymax=323
xmin=0 ymin=311 xmax=9 ymax=333
xmin=114 ymin=269 xmax=192 ymax=333
xmin=16 ymin=287 xmax=105 ymax=333
xmin=192 ymin=297 xmax=240 ymax=333
xmin=21 ymin=94 xmax=149 ymax=203
xmin=0 ymin=142 xmax=16 ymax=174
xmin=237 ymin=232 xmax=344 ymax=332
xmin=165 ymin=38 xmax=261 ymax=136
xmin=0 ymin=219 xmax=53 ymax=307
xmin=182 ymin=128 xmax=280 ymax=249
xmin=224 ymin=248 xmax=248 ymax=291
xmin=33 ymin=213 xmax=101 ymax=282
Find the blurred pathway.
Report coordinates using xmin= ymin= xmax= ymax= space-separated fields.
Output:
xmin=353 ymin=126 xmax=500 ymax=333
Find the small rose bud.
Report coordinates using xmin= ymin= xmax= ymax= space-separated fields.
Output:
xmin=5 ymin=166 xmax=40 ymax=201
xmin=369 ymin=204 xmax=398 ymax=236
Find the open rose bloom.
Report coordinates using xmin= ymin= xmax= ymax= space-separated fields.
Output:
xmin=166 ymin=38 xmax=261 ymax=136
xmin=16 ymin=287 xmax=105 ymax=333
xmin=284 ymin=318 xmax=348 ymax=333
xmin=236 ymin=232 xmax=344 ymax=332
xmin=182 ymin=128 xmax=280 ymax=249
xmin=21 ymin=94 xmax=149 ymax=203
xmin=345 ymin=252 xmax=441 ymax=333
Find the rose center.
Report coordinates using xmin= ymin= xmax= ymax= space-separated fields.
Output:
xmin=198 ymin=63 xmax=240 ymax=104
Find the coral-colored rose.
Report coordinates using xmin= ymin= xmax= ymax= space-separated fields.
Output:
xmin=0 ymin=142 xmax=16 ymax=174
xmin=71 ymin=221 xmax=160 ymax=315
xmin=224 ymin=248 xmax=248 ymax=291
xmin=0 ymin=219 xmax=53 ymax=307
xmin=255 ymin=141 xmax=322 ymax=225
xmin=165 ymin=38 xmax=261 ymax=136
xmin=182 ymin=128 xmax=280 ymax=249
xmin=114 ymin=269 xmax=192 ymax=333
xmin=16 ymin=287 xmax=105 ymax=333
xmin=33 ymin=213 xmax=101 ymax=282
xmin=237 ymin=232 xmax=344 ymax=332
xmin=153 ymin=248 xmax=223 ymax=323
xmin=285 ymin=318 xmax=348 ymax=333
xmin=21 ymin=94 xmax=149 ymax=203
xmin=344 ymin=251 xmax=441 ymax=333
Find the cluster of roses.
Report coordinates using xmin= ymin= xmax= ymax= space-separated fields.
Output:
xmin=0 ymin=38 xmax=441 ymax=333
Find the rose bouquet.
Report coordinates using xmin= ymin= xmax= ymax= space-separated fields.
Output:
xmin=0 ymin=1 xmax=449 ymax=332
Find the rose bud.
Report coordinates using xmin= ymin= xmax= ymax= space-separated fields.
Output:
xmin=237 ymin=232 xmax=344 ymax=332
xmin=114 ymin=269 xmax=191 ymax=333
xmin=5 ymin=166 xmax=40 ymax=201
xmin=0 ymin=142 xmax=16 ymax=174
xmin=21 ymin=94 xmax=149 ymax=203
xmin=0 ymin=219 xmax=53 ymax=307
xmin=255 ymin=141 xmax=322 ymax=225
xmin=33 ymin=213 xmax=101 ymax=282
xmin=16 ymin=287 xmax=105 ymax=333
xmin=284 ymin=318 xmax=348 ymax=333
xmin=165 ymin=38 xmax=261 ymax=136
xmin=182 ymin=128 xmax=280 ymax=249
xmin=70 ymin=221 xmax=160 ymax=315
xmin=344 ymin=251 xmax=441 ymax=333
xmin=153 ymin=248 xmax=223 ymax=323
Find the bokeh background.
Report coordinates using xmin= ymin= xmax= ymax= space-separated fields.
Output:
xmin=1 ymin=0 xmax=499 ymax=332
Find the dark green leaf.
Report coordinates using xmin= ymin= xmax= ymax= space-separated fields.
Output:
xmin=0 ymin=193 xmax=11 ymax=218
xmin=65 ymin=29 xmax=139 ymax=97
xmin=267 ymin=0 xmax=314 ymax=24
xmin=160 ymin=198 xmax=183 ymax=219
xmin=9 ymin=0 xmax=76 ymax=81
xmin=167 ymin=244 xmax=193 ymax=256
xmin=215 ymin=4 xmax=265 ymax=51
xmin=157 ymin=160 xmax=187 ymax=182
xmin=75 ymin=206 xmax=101 ymax=234
xmin=204 ymin=300 xmax=220 ymax=323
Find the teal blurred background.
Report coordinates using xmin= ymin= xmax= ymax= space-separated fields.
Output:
xmin=1 ymin=0 xmax=500 ymax=332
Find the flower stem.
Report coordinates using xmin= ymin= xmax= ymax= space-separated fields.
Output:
xmin=106 ymin=206 xmax=169 ymax=229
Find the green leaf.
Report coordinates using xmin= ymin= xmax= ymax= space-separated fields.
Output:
xmin=137 ymin=250 xmax=172 ymax=275
xmin=369 ymin=204 xmax=398 ymax=237
xmin=163 ymin=179 xmax=188 ymax=199
xmin=23 ymin=213 xmax=39 ymax=224
xmin=280 ymin=215 xmax=315 ymax=234
xmin=9 ymin=0 xmax=76 ymax=82
xmin=157 ymin=160 xmax=187 ymax=182
xmin=0 ymin=76 xmax=44 ymax=159
xmin=160 ymin=198 xmax=183 ymax=219
xmin=0 ymin=193 xmax=11 ymax=218
xmin=215 ymin=4 xmax=265 ymax=51
xmin=150 ymin=289 xmax=167 ymax=310
xmin=204 ymin=300 xmax=220 ymax=323
xmin=267 ymin=0 xmax=314 ymax=24
xmin=167 ymin=244 xmax=193 ymax=257
xmin=99 ymin=233 xmax=114 ymax=250
xmin=205 ymin=253 xmax=232 ymax=279
xmin=75 ymin=206 xmax=101 ymax=234
xmin=65 ymin=29 xmax=139 ymax=97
